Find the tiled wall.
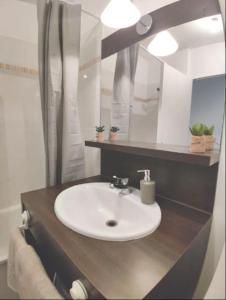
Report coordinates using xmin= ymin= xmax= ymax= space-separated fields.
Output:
xmin=0 ymin=35 xmax=46 ymax=211
xmin=78 ymin=16 xmax=102 ymax=177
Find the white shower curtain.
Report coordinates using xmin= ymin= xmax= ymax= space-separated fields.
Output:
xmin=112 ymin=44 xmax=139 ymax=141
xmin=37 ymin=0 xmax=85 ymax=186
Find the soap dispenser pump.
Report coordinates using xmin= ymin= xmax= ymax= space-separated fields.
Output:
xmin=137 ymin=170 xmax=155 ymax=205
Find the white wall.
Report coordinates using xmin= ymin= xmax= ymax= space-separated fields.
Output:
xmin=161 ymin=41 xmax=225 ymax=79
xmin=78 ymin=15 xmax=102 ymax=177
xmin=0 ymin=0 xmax=37 ymax=44
xmin=162 ymin=49 xmax=190 ymax=74
xmin=194 ymin=122 xmax=225 ymax=299
xmin=189 ymin=42 xmax=225 ymax=79
xmin=157 ymin=63 xmax=192 ymax=146
xmin=194 ymin=2 xmax=225 ymax=297
xmin=205 ymin=245 xmax=225 ymax=300
xmin=0 ymin=1 xmax=45 ymax=212
xmin=0 ymin=1 xmax=45 ymax=299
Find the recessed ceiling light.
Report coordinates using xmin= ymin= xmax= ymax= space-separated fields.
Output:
xmin=198 ymin=15 xmax=223 ymax=34
xmin=101 ymin=0 xmax=141 ymax=29
xmin=148 ymin=31 xmax=179 ymax=57
xmin=83 ymin=74 xmax=88 ymax=79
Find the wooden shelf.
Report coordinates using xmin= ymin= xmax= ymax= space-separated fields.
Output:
xmin=85 ymin=140 xmax=220 ymax=167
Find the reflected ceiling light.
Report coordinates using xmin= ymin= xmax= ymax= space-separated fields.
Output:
xmin=199 ymin=15 xmax=223 ymax=33
xmin=101 ymin=0 xmax=141 ymax=29
xmin=147 ymin=31 xmax=179 ymax=57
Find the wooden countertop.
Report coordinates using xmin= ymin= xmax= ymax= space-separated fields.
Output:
xmin=85 ymin=140 xmax=220 ymax=167
xmin=21 ymin=176 xmax=211 ymax=299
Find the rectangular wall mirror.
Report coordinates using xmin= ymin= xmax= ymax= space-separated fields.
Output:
xmin=100 ymin=12 xmax=225 ymax=148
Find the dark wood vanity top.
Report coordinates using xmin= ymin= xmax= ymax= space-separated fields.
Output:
xmin=85 ymin=140 xmax=220 ymax=167
xmin=22 ymin=176 xmax=211 ymax=300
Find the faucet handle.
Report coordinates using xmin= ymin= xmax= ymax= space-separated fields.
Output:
xmin=111 ymin=175 xmax=129 ymax=189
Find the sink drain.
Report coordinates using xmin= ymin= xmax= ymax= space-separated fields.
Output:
xmin=106 ymin=220 xmax=118 ymax=227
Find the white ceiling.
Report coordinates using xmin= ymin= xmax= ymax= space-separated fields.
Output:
xmin=0 ymin=0 xmax=38 ymax=43
xmin=0 ymin=0 xmax=224 ymax=50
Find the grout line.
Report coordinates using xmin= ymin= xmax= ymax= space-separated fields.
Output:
xmin=0 ymin=62 xmax=38 ymax=77
xmin=79 ymin=56 xmax=101 ymax=72
xmin=0 ymin=56 xmax=101 ymax=77
xmin=101 ymin=88 xmax=159 ymax=102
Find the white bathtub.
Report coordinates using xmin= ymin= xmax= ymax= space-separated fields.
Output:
xmin=0 ymin=205 xmax=21 ymax=264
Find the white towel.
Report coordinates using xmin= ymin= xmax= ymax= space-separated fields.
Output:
xmin=7 ymin=229 xmax=63 ymax=300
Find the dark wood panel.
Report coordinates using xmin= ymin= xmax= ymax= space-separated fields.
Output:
xmin=146 ymin=218 xmax=212 ymax=299
xmin=102 ymin=0 xmax=220 ymax=59
xmin=25 ymin=176 xmax=105 ymax=300
xmin=85 ymin=140 xmax=220 ymax=167
xmin=101 ymin=150 xmax=218 ymax=213
xmin=22 ymin=176 xmax=211 ymax=300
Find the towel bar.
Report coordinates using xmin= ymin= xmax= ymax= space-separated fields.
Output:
xmin=70 ymin=280 xmax=88 ymax=300
xmin=19 ymin=210 xmax=30 ymax=232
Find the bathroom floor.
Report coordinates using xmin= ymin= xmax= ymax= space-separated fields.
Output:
xmin=0 ymin=262 xmax=18 ymax=300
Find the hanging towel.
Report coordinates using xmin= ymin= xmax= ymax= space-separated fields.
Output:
xmin=7 ymin=229 xmax=63 ymax=299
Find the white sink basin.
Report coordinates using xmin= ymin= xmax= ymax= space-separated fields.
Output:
xmin=54 ymin=183 xmax=161 ymax=242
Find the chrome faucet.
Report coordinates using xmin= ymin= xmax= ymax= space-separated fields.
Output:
xmin=110 ymin=176 xmax=133 ymax=195
xmin=110 ymin=175 xmax=129 ymax=189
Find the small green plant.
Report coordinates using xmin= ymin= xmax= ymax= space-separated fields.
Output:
xmin=203 ymin=125 xmax=215 ymax=136
xmin=190 ymin=123 xmax=205 ymax=136
xmin=110 ymin=126 xmax=120 ymax=133
xmin=96 ymin=126 xmax=105 ymax=133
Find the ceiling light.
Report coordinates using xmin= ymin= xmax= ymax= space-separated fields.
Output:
xmin=101 ymin=0 xmax=141 ymax=29
xmin=147 ymin=31 xmax=179 ymax=57
xmin=83 ymin=74 xmax=88 ymax=79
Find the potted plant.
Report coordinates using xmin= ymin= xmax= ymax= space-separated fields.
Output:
xmin=110 ymin=127 xmax=120 ymax=142
xmin=96 ymin=126 xmax=105 ymax=142
xmin=203 ymin=125 xmax=215 ymax=151
xmin=190 ymin=123 xmax=206 ymax=153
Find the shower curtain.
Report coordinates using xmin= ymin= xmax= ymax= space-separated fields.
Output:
xmin=37 ymin=0 xmax=85 ymax=186
xmin=112 ymin=44 xmax=139 ymax=141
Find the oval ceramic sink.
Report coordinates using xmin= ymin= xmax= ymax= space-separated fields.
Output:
xmin=54 ymin=183 xmax=161 ymax=242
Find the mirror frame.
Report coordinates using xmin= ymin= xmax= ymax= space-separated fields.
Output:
xmin=101 ymin=0 xmax=221 ymax=59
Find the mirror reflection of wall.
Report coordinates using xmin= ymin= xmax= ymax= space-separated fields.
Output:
xmin=130 ymin=47 xmax=162 ymax=143
xmin=144 ymin=14 xmax=225 ymax=147
xmin=101 ymin=13 xmax=225 ymax=147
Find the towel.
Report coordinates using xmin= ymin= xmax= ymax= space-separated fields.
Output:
xmin=7 ymin=229 xmax=63 ymax=300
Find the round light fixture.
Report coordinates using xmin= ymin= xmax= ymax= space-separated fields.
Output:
xmin=148 ymin=31 xmax=179 ymax=57
xmin=101 ymin=0 xmax=141 ymax=29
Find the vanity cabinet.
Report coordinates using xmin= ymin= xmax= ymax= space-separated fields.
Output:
xmin=21 ymin=142 xmax=219 ymax=299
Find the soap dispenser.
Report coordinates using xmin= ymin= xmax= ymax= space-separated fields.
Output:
xmin=137 ymin=170 xmax=155 ymax=205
